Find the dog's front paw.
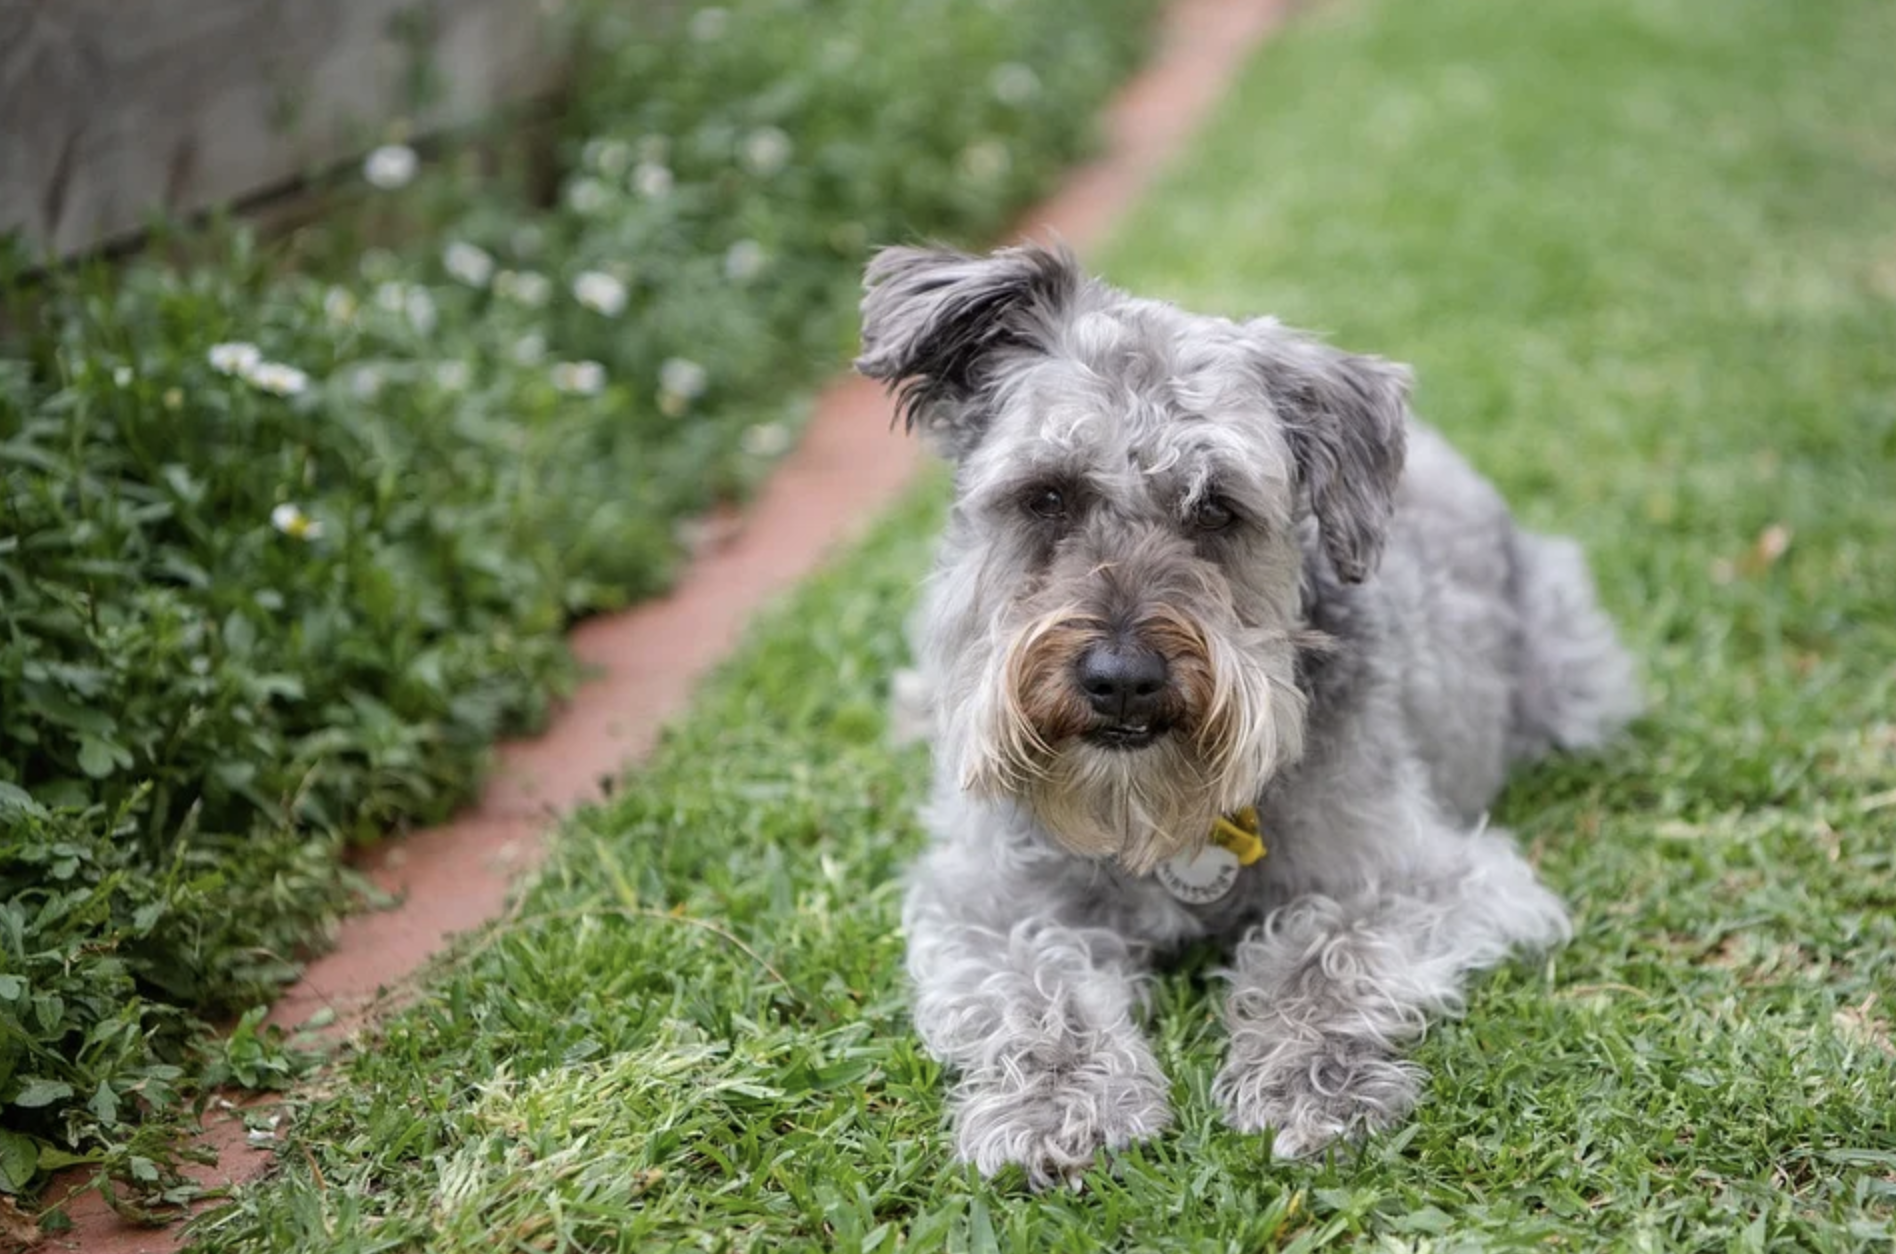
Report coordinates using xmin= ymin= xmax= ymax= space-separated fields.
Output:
xmin=953 ymin=1058 xmax=1172 ymax=1190
xmin=1214 ymin=1040 xmax=1420 ymax=1159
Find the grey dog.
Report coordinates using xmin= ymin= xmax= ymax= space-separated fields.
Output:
xmin=856 ymin=243 xmax=1639 ymax=1187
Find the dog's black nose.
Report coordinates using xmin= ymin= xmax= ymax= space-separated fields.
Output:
xmin=1075 ymin=640 xmax=1169 ymax=724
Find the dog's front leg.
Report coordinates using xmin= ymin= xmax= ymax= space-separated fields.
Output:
xmin=1214 ymin=829 xmax=1568 ymax=1157
xmin=904 ymin=870 xmax=1172 ymax=1189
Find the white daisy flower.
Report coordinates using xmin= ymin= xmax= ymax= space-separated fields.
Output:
xmin=363 ymin=144 xmax=418 ymax=190
xmin=511 ymin=333 xmax=547 ymax=366
xmin=632 ymin=161 xmax=673 ymax=200
xmin=740 ymin=127 xmax=793 ymax=177
xmin=247 ymin=362 xmax=310 ymax=397
xmin=657 ymin=357 xmax=709 ymax=415
xmin=270 ymin=503 xmax=323 ymax=540
xmin=208 ymin=342 xmax=263 ymax=377
xmin=723 ymin=239 xmax=767 ymax=283
xmin=567 ymin=176 xmax=612 ymax=214
xmin=113 ymin=366 xmax=134 ymax=387
xmin=495 ymin=270 xmax=552 ymax=307
xmin=740 ymin=422 xmax=792 ymax=458
xmin=358 ymin=248 xmax=399 ymax=281
xmin=958 ymin=138 xmax=1011 ymax=183
xmin=572 ymin=270 xmax=629 ymax=317
xmin=551 ymin=360 xmax=606 ymax=396
xmin=989 ymin=63 xmax=1041 ymax=106
xmin=435 ymin=361 xmax=472 ymax=391
xmin=582 ymin=138 xmax=633 ymax=178
xmin=443 ymin=241 xmax=495 ymax=288
xmin=323 ymin=286 xmax=358 ymax=326
xmin=659 ymin=357 xmax=708 ymax=400
xmin=373 ymin=282 xmax=436 ymax=333
xmin=405 ymin=287 xmax=437 ymax=336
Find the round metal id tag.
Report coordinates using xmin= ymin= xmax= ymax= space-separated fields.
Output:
xmin=1156 ymin=843 xmax=1242 ymax=904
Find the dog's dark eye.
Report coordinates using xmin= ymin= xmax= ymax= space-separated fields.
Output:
xmin=1025 ymin=486 xmax=1068 ymax=521
xmin=1192 ymin=496 xmax=1238 ymax=532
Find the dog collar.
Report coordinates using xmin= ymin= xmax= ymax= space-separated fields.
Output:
xmin=1155 ymin=807 xmax=1265 ymax=904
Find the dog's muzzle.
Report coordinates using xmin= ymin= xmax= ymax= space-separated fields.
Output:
xmin=971 ymin=601 xmax=1294 ymax=873
xmin=1002 ymin=609 xmax=1209 ymax=755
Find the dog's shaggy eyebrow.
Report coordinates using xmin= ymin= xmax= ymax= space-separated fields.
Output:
xmin=970 ymin=460 xmax=1100 ymax=511
xmin=1165 ymin=456 xmax=1271 ymax=524
xmin=1160 ymin=422 xmax=1291 ymax=514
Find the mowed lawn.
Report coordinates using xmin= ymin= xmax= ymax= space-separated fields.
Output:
xmin=194 ymin=0 xmax=1896 ymax=1249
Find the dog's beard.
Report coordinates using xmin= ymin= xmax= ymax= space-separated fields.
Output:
xmin=1019 ymin=737 xmax=1229 ymax=874
xmin=954 ymin=606 xmax=1306 ymax=875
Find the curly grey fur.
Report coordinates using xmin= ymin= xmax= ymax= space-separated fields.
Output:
xmin=860 ymin=244 xmax=1639 ymax=1185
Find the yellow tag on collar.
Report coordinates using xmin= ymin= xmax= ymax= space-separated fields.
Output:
xmin=1208 ymin=807 xmax=1267 ymax=866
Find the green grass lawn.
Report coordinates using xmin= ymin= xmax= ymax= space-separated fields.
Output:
xmin=191 ymin=0 xmax=1896 ymax=1248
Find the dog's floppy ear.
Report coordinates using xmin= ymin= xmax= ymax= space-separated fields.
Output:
xmin=1248 ymin=320 xmax=1410 ymax=583
xmin=856 ymin=243 xmax=1078 ymax=456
